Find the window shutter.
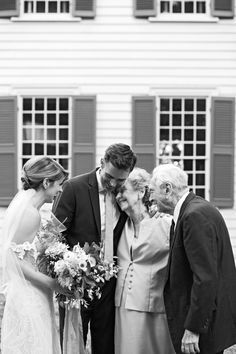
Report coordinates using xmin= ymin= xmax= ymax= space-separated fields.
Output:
xmin=72 ymin=96 xmax=96 ymax=176
xmin=0 ymin=97 xmax=17 ymax=206
xmin=132 ymin=97 xmax=156 ymax=173
xmin=211 ymin=0 xmax=234 ymax=18
xmin=134 ymin=0 xmax=157 ymax=17
xmin=210 ymin=97 xmax=235 ymax=208
xmin=72 ymin=0 xmax=96 ymax=18
xmin=0 ymin=0 xmax=19 ymax=18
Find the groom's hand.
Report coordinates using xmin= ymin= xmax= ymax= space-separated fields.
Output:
xmin=181 ymin=329 xmax=200 ymax=354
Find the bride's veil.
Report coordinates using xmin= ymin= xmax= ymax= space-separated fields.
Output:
xmin=1 ymin=188 xmax=36 ymax=294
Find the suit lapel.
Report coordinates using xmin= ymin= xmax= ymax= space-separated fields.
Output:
xmin=166 ymin=192 xmax=196 ymax=280
xmin=169 ymin=191 xmax=196 ymax=253
xmin=88 ymin=169 xmax=101 ymax=236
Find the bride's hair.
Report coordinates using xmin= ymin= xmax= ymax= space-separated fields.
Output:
xmin=21 ymin=156 xmax=68 ymax=190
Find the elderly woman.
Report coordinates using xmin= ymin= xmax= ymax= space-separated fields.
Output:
xmin=115 ymin=167 xmax=175 ymax=354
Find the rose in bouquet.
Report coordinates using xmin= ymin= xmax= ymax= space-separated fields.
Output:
xmin=36 ymin=217 xmax=120 ymax=308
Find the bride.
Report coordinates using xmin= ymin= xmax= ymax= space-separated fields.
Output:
xmin=1 ymin=156 xmax=71 ymax=354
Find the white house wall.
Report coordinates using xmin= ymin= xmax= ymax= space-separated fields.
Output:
xmin=0 ymin=0 xmax=236 ymax=256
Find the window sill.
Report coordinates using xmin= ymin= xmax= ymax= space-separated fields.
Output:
xmin=149 ymin=15 xmax=219 ymax=23
xmin=11 ymin=16 xmax=82 ymax=22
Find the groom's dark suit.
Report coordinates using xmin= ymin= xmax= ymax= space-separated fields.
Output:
xmin=164 ymin=192 xmax=236 ymax=354
xmin=53 ymin=169 xmax=127 ymax=354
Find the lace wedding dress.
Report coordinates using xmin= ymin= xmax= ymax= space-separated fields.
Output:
xmin=1 ymin=189 xmax=61 ymax=354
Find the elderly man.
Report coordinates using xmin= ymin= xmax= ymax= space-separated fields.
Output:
xmin=149 ymin=163 xmax=236 ymax=354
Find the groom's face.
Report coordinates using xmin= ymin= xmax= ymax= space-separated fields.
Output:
xmin=100 ymin=160 xmax=130 ymax=194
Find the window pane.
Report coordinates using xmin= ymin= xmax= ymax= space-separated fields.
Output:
xmin=60 ymin=1 xmax=70 ymax=13
xmin=59 ymin=158 xmax=68 ymax=170
xmin=197 ymin=130 xmax=205 ymax=141
xmin=23 ymin=143 xmax=32 ymax=155
xmin=172 ymin=99 xmax=182 ymax=111
xmin=196 ymin=189 xmax=205 ymax=197
xmin=59 ymin=98 xmax=69 ymax=110
xmin=188 ymin=174 xmax=193 ymax=185
xmin=23 ymin=99 xmax=32 ymax=111
xmin=59 ymin=113 xmax=69 ymax=125
xmin=197 ymin=2 xmax=205 ymax=13
xmin=184 ymin=144 xmax=193 ymax=156
xmin=160 ymin=1 xmax=170 ymax=12
xmin=59 ymin=129 xmax=68 ymax=140
xmin=35 ymin=113 xmax=44 ymax=125
xmin=47 ymin=98 xmax=57 ymax=111
xmin=23 ymin=128 xmax=32 ymax=141
xmin=35 ymin=143 xmax=44 ymax=155
xmin=160 ymin=129 xmax=169 ymax=140
xmin=173 ymin=1 xmax=182 ymax=13
xmin=35 ymin=98 xmax=44 ymax=111
xmin=49 ymin=1 xmax=57 ymax=12
xmin=184 ymin=114 xmax=193 ymax=126
xmin=47 ymin=143 xmax=56 ymax=155
xmin=184 ymin=129 xmax=193 ymax=141
xmin=196 ymin=160 xmax=205 ymax=171
xmin=23 ymin=114 xmax=32 ymax=125
xmin=196 ymin=144 xmax=205 ymax=155
xmin=185 ymin=99 xmax=194 ymax=111
xmin=185 ymin=1 xmax=194 ymax=13
xmin=47 ymin=129 xmax=56 ymax=140
xmin=196 ymin=174 xmax=205 ymax=185
xmin=172 ymin=114 xmax=181 ymax=126
xmin=160 ymin=99 xmax=169 ymax=111
xmin=59 ymin=143 xmax=68 ymax=155
xmin=184 ymin=160 xmax=193 ymax=170
xmin=172 ymin=129 xmax=181 ymax=140
xmin=35 ymin=128 xmax=44 ymax=140
xmin=36 ymin=1 xmax=45 ymax=12
xmin=197 ymin=114 xmax=206 ymax=126
xmin=47 ymin=114 xmax=56 ymax=125
xmin=197 ymin=99 xmax=206 ymax=111
xmin=172 ymin=142 xmax=182 ymax=156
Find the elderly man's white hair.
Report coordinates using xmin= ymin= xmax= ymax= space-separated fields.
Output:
xmin=152 ymin=163 xmax=188 ymax=192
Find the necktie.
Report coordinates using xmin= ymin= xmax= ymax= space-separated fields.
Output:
xmin=169 ymin=219 xmax=175 ymax=247
xmin=104 ymin=192 xmax=114 ymax=262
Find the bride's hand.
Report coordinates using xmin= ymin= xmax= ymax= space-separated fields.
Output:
xmin=52 ymin=280 xmax=74 ymax=297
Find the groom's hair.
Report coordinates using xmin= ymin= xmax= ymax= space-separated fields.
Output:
xmin=104 ymin=143 xmax=137 ymax=172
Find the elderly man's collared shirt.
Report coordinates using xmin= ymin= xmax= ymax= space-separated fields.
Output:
xmin=173 ymin=191 xmax=189 ymax=228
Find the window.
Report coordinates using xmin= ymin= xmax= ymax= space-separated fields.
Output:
xmin=21 ymin=97 xmax=71 ymax=173
xmin=160 ymin=0 xmax=206 ymax=14
xmin=158 ymin=97 xmax=208 ymax=198
xmin=23 ymin=0 xmax=70 ymax=14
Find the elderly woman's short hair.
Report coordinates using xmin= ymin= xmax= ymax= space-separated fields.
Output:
xmin=152 ymin=164 xmax=188 ymax=191
xmin=127 ymin=167 xmax=150 ymax=191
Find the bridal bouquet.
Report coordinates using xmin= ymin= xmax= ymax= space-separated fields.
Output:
xmin=36 ymin=217 xmax=120 ymax=308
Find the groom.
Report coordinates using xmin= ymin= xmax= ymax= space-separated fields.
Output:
xmin=53 ymin=143 xmax=137 ymax=354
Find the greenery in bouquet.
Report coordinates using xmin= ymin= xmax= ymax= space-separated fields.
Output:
xmin=36 ymin=219 xmax=120 ymax=308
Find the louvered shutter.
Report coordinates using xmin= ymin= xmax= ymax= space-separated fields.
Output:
xmin=72 ymin=97 xmax=96 ymax=176
xmin=0 ymin=97 xmax=17 ymax=206
xmin=211 ymin=0 xmax=234 ymax=18
xmin=0 ymin=0 xmax=19 ymax=17
xmin=134 ymin=0 xmax=156 ymax=17
xmin=210 ymin=97 xmax=235 ymax=207
xmin=132 ymin=97 xmax=156 ymax=173
xmin=72 ymin=0 xmax=96 ymax=18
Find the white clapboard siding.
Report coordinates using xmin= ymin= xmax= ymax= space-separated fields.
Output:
xmin=0 ymin=0 xmax=236 ymax=253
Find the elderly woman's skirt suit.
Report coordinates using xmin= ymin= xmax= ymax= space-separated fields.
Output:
xmin=115 ymin=213 xmax=175 ymax=354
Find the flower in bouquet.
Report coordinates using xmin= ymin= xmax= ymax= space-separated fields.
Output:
xmin=53 ymin=242 xmax=120 ymax=308
xmin=36 ymin=220 xmax=120 ymax=308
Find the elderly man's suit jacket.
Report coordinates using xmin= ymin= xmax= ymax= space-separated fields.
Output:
xmin=164 ymin=192 xmax=236 ymax=354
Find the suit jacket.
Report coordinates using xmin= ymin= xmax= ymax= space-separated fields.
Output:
xmin=115 ymin=213 xmax=171 ymax=312
xmin=164 ymin=192 xmax=236 ymax=354
xmin=53 ymin=169 xmax=127 ymax=253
